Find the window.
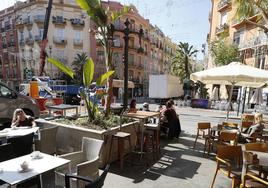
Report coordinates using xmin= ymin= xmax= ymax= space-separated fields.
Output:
xmin=0 ymin=84 xmax=13 ymax=98
xmin=129 ymin=54 xmax=134 ymax=65
xmin=28 ymin=30 xmax=33 ymax=39
xmin=74 ymin=30 xmax=81 ymax=41
xmin=39 ymin=28 xmax=44 ymax=37
xmin=56 ymin=29 xmax=64 ymax=39
xmin=233 ymin=29 xmax=244 ymax=46
xmin=220 ymin=11 xmax=227 ymax=26
xmin=97 ymin=51 xmax=105 ymax=64
xmin=20 ymin=31 xmax=24 ymax=41
xmin=129 ymin=37 xmax=135 ymax=48
xmin=113 ymin=35 xmax=121 ymax=47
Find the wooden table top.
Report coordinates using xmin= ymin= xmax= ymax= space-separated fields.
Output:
xmin=123 ymin=111 xmax=160 ymax=120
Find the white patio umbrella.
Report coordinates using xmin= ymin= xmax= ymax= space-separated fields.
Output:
xmin=190 ymin=62 xmax=268 ymax=120
xmin=250 ymin=88 xmax=263 ymax=105
xmin=211 ymin=87 xmax=219 ymax=101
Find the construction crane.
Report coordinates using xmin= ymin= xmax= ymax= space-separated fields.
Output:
xmin=39 ymin=0 xmax=53 ymax=76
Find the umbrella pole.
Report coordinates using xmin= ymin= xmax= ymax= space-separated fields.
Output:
xmin=226 ymin=83 xmax=234 ymax=121
xmin=237 ymin=87 xmax=242 ymax=116
xmin=242 ymin=87 xmax=247 ymax=114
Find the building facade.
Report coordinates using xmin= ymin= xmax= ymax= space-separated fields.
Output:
xmin=0 ymin=6 xmax=20 ymax=89
xmin=0 ymin=0 xmax=91 ymax=88
xmin=208 ymin=0 xmax=268 ymax=69
xmin=90 ymin=1 xmax=177 ymax=97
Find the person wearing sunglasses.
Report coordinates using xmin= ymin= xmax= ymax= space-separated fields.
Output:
xmin=11 ymin=108 xmax=36 ymax=128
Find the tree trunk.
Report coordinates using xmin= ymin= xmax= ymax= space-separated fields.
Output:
xmin=105 ymin=74 xmax=114 ymax=116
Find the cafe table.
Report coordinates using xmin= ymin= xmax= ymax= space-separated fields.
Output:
xmin=0 ymin=152 xmax=70 ymax=188
xmin=122 ymin=111 xmax=160 ymax=159
xmin=0 ymin=127 xmax=40 ymax=142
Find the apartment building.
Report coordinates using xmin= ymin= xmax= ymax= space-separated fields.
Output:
xmin=208 ymin=0 xmax=268 ymax=69
xmin=13 ymin=0 xmax=90 ymax=82
xmin=0 ymin=6 xmax=20 ymax=89
xmin=91 ymin=1 xmax=177 ymax=97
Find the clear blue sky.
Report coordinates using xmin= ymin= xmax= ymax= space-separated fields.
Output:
xmin=1 ymin=0 xmax=211 ymax=59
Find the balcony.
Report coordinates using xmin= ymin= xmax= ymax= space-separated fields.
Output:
xmin=8 ymin=42 xmax=15 ymax=47
xmin=25 ymin=38 xmax=34 ymax=45
xmin=215 ymin=23 xmax=229 ymax=35
xmin=5 ymin=24 xmax=11 ymax=31
xmin=217 ymin=0 xmax=231 ymax=11
xmin=0 ymin=28 xmax=5 ymax=33
xmin=137 ymin=47 xmax=144 ymax=54
xmin=33 ymin=15 xmax=45 ymax=23
xmin=52 ymin=16 xmax=66 ymax=25
xmin=2 ymin=43 xmax=7 ymax=49
xmin=35 ymin=35 xmax=42 ymax=42
xmin=53 ymin=37 xmax=67 ymax=45
xmin=15 ymin=20 xmax=24 ymax=28
xmin=73 ymin=39 xmax=83 ymax=46
xmin=238 ymin=36 xmax=268 ymax=50
xmin=70 ymin=18 xmax=85 ymax=27
xmin=19 ymin=40 xmax=25 ymax=46
xmin=23 ymin=18 xmax=33 ymax=26
xmin=232 ymin=11 xmax=260 ymax=29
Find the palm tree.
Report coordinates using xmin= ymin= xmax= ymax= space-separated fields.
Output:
xmin=171 ymin=42 xmax=198 ymax=81
xmin=72 ymin=53 xmax=88 ymax=84
xmin=76 ymin=0 xmax=129 ymax=116
xmin=234 ymin=0 xmax=268 ymax=35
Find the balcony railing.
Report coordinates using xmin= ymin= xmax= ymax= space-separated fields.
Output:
xmin=70 ymin=18 xmax=85 ymax=27
xmin=25 ymin=38 xmax=34 ymax=45
xmin=52 ymin=16 xmax=66 ymax=25
xmin=19 ymin=40 xmax=25 ymax=46
xmin=8 ymin=42 xmax=15 ymax=47
xmin=5 ymin=24 xmax=11 ymax=30
xmin=2 ymin=44 xmax=7 ymax=48
xmin=215 ymin=23 xmax=229 ymax=35
xmin=33 ymin=15 xmax=45 ymax=23
xmin=23 ymin=18 xmax=33 ymax=26
xmin=73 ymin=39 xmax=83 ymax=46
xmin=53 ymin=37 xmax=67 ymax=44
xmin=238 ymin=36 xmax=268 ymax=50
xmin=34 ymin=35 xmax=42 ymax=42
xmin=217 ymin=0 xmax=231 ymax=11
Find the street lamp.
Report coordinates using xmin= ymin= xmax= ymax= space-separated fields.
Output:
xmin=110 ymin=18 xmax=144 ymax=110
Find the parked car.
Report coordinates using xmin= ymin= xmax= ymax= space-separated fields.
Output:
xmin=0 ymin=82 xmax=40 ymax=129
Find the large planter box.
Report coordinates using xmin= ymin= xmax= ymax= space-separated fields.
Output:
xmin=191 ymin=99 xmax=211 ymax=109
xmin=36 ymin=119 xmax=139 ymax=167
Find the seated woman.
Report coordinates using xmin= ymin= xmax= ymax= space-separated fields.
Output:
xmin=161 ymin=100 xmax=181 ymax=139
xmin=129 ymin=99 xmax=137 ymax=113
xmin=11 ymin=108 xmax=36 ymax=128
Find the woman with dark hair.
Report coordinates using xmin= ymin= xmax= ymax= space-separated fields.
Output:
xmin=11 ymin=108 xmax=36 ymax=128
xmin=129 ymin=99 xmax=137 ymax=113
xmin=161 ymin=100 xmax=181 ymax=139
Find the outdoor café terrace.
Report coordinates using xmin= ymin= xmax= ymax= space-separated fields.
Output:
xmin=0 ymin=104 xmax=268 ymax=188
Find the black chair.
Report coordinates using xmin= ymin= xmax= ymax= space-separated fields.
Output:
xmin=0 ymin=143 xmax=14 ymax=162
xmin=7 ymin=132 xmax=34 ymax=157
xmin=65 ymin=164 xmax=110 ymax=188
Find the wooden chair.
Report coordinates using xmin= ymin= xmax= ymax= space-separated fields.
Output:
xmin=193 ymin=122 xmax=211 ymax=152
xmin=65 ymin=164 xmax=110 ymax=188
xmin=206 ymin=131 xmax=238 ymax=155
xmin=241 ymin=121 xmax=254 ymax=133
xmin=244 ymin=142 xmax=268 ymax=179
xmin=240 ymin=173 xmax=268 ymax=188
xmin=210 ymin=145 xmax=243 ymax=188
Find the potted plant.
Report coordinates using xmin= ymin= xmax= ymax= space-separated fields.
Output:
xmin=191 ymin=81 xmax=210 ymax=109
